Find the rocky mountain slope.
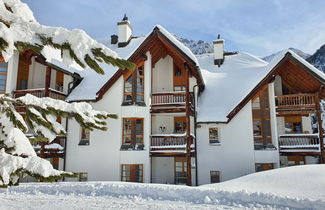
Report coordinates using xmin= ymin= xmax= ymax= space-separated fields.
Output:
xmin=307 ymin=44 xmax=325 ymax=72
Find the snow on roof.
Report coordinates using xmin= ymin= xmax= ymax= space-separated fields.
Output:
xmin=40 ymin=46 xmax=83 ymax=74
xmin=197 ymin=49 xmax=325 ymax=122
xmin=197 ymin=52 xmax=268 ymax=122
xmin=67 ymin=25 xmax=199 ymax=102
xmin=155 ymin=25 xmax=199 ymax=66
xmin=66 ymin=36 xmax=146 ymax=101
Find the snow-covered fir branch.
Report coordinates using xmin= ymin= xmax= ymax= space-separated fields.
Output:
xmin=0 ymin=0 xmax=136 ymax=74
xmin=0 ymin=94 xmax=115 ymax=187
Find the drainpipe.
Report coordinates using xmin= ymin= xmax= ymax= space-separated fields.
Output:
xmin=192 ymin=84 xmax=199 ymax=186
xmin=62 ymin=117 xmax=68 ymax=181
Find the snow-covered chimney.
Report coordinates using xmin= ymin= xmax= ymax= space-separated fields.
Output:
xmin=213 ymin=34 xmax=224 ymax=67
xmin=117 ymin=14 xmax=132 ymax=47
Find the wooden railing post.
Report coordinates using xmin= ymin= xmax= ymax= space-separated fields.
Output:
xmin=185 ymin=63 xmax=192 ymax=186
xmin=315 ymin=92 xmax=324 ymax=163
xmin=45 ymin=66 xmax=51 ymax=97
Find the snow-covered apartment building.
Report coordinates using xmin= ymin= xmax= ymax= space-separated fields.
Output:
xmin=2 ymin=16 xmax=325 ymax=186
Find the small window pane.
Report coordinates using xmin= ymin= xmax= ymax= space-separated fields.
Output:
xmin=209 ymin=128 xmax=220 ymax=144
xmin=79 ymin=172 xmax=88 ymax=182
xmin=210 ymin=171 xmax=220 ymax=183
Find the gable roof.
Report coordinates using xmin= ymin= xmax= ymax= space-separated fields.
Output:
xmin=197 ymin=49 xmax=325 ymax=123
xmin=67 ymin=25 xmax=203 ymax=102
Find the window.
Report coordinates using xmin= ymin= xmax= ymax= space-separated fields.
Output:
xmin=79 ymin=128 xmax=90 ymax=145
xmin=175 ymin=157 xmax=187 ymax=184
xmin=123 ymin=66 xmax=145 ymax=105
xmin=209 ymin=128 xmax=220 ymax=144
xmin=210 ymin=171 xmax=220 ymax=183
xmin=79 ymin=172 xmax=88 ymax=181
xmin=121 ymin=164 xmax=143 ymax=183
xmin=174 ymin=86 xmax=186 ymax=91
xmin=174 ymin=66 xmax=182 ymax=76
xmin=173 ymin=63 xmax=186 ymax=92
xmin=251 ymin=86 xmax=273 ymax=149
xmin=284 ymin=116 xmax=302 ymax=134
xmin=255 ymin=163 xmax=274 ymax=172
xmin=174 ymin=117 xmax=186 ymax=133
xmin=122 ymin=118 xmax=144 ymax=149
xmin=0 ymin=57 xmax=8 ymax=92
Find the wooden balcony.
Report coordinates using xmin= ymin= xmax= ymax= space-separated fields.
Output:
xmin=279 ymin=134 xmax=321 ymax=153
xmin=32 ymin=136 xmax=65 ymax=158
xmin=13 ymin=88 xmax=67 ymax=100
xmin=151 ymin=92 xmax=194 ymax=114
xmin=150 ymin=134 xmax=194 ymax=156
xmin=275 ymin=94 xmax=316 ymax=116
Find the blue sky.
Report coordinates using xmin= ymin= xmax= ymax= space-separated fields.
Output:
xmin=23 ymin=0 xmax=325 ymax=57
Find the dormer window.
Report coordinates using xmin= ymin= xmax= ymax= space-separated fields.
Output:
xmin=123 ymin=66 xmax=145 ymax=106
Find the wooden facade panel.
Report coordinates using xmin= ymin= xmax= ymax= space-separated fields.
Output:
xmin=16 ymin=55 xmax=30 ymax=90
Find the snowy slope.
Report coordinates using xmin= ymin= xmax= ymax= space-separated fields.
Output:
xmin=263 ymin=48 xmax=310 ymax=62
xmin=1 ymin=165 xmax=325 ymax=209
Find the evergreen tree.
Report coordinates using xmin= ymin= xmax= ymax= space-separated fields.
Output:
xmin=0 ymin=0 xmax=131 ymax=187
xmin=0 ymin=94 xmax=116 ymax=187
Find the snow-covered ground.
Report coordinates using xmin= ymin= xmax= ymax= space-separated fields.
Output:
xmin=0 ymin=165 xmax=324 ymax=209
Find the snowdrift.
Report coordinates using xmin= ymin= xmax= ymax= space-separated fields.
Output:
xmin=1 ymin=165 xmax=325 ymax=209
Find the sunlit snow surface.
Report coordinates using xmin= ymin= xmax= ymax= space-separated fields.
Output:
xmin=1 ymin=165 xmax=324 ymax=209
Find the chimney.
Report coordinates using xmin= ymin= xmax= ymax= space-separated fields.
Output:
xmin=111 ymin=34 xmax=118 ymax=45
xmin=117 ymin=14 xmax=132 ymax=47
xmin=213 ymin=34 xmax=224 ymax=67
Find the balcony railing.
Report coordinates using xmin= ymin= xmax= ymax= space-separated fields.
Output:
xmin=151 ymin=92 xmax=186 ymax=105
xmin=13 ymin=88 xmax=67 ymax=100
xmin=151 ymin=135 xmax=187 ymax=148
xmin=32 ymin=136 xmax=65 ymax=158
xmin=279 ymin=134 xmax=320 ymax=152
xmin=275 ymin=94 xmax=316 ymax=109
xmin=150 ymin=134 xmax=194 ymax=154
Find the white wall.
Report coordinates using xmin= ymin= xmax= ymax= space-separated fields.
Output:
xmin=29 ymin=61 xmax=46 ymax=89
xmin=152 ymin=55 xmax=173 ymax=93
xmin=196 ymin=102 xmax=255 ymax=185
xmin=152 ymin=115 xmax=175 ymax=134
xmin=66 ymin=52 xmax=152 ymax=183
xmin=152 ymin=157 xmax=174 ymax=184
xmin=5 ymin=52 xmax=19 ymax=94
xmin=63 ymin=74 xmax=73 ymax=95
xmin=118 ymin=22 xmax=132 ymax=43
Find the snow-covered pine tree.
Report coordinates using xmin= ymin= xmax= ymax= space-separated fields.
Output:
xmin=0 ymin=0 xmax=133 ymax=187
xmin=0 ymin=0 xmax=136 ymax=73
xmin=0 ymin=93 xmax=116 ymax=187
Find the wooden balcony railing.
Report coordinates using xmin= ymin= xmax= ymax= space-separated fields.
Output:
xmin=151 ymin=135 xmax=187 ymax=148
xmin=275 ymin=94 xmax=316 ymax=109
xmin=13 ymin=88 xmax=67 ymax=100
xmin=151 ymin=92 xmax=186 ymax=105
xmin=279 ymin=134 xmax=320 ymax=152
xmin=32 ymin=136 xmax=66 ymax=158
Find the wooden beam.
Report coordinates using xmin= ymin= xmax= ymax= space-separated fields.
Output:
xmin=185 ymin=63 xmax=192 ymax=186
xmin=315 ymin=92 xmax=324 ymax=163
xmin=45 ymin=66 xmax=51 ymax=97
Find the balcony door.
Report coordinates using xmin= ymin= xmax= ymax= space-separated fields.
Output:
xmin=175 ymin=157 xmax=187 ymax=184
xmin=16 ymin=55 xmax=30 ymax=90
xmin=174 ymin=116 xmax=186 ymax=134
xmin=173 ymin=63 xmax=186 ymax=91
